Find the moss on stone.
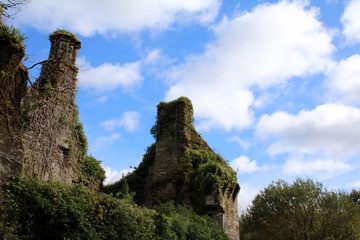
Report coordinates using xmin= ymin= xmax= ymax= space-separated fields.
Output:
xmin=107 ymin=97 xmax=238 ymax=215
xmin=0 ymin=23 xmax=26 ymax=46
xmin=50 ymin=29 xmax=81 ymax=48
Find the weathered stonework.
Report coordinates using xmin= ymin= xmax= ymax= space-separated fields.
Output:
xmin=0 ymin=26 xmax=85 ymax=186
xmin=1 ymin=24 xmax=240 ymax=238
xmin=117 ymin=97 xmax=240 ymax=240
xmin=22 ymin=31 xmax=83 ymax=183
xmin=0 ymin=27 xmax=27 ymax=185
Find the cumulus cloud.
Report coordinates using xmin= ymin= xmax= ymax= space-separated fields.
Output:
xmin=229 ymin=136 xmax=250 ymax=150
xmin=16 ymin=0 xmax=220 ymax=36
xmin=230 ymin=155 xmax=265 ymax=174
xmin=92 ymin=133 xmax=121 ymax=150
xmin=256 ymin=103 xmax=360 ymax=159
xmin=283 ymin=158 xmax=352 ymax=178
xmin=341 ymin=0 xmax=360 ymax=44
xmin=165 ymin=0 xmax=334 ymax=131
xmin=103 ymin=166 xmax=133 ymax=185
xmin=237 ymin=183 xmax=260 ymax=213
xmin=256 ymin=103 xmax=360 ymax=178
xmin=326 ymin=54 xmax=360 ymax=104
xmin=77 ymin=57 xmax=142 ymax=92
xmin=101 ymin=111 xmax=140 ymax=132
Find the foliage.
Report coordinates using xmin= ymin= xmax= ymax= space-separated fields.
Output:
xmin=50 ymin=29 xmax=81 ymax=44
xmin=154 ymin=203 xmax=229 ymax=240
xmin=240 ymin=178 xmax=360 ymax=240
xmin=189 ymin=155 xmax=237 ymax=212
xmin=103 ymin=143 xmax=156 ymax=204
xmin=74 ymin=122 xmax=88 ymax=155
xmin=0 ymin=23 xmax=25 ymax=44
xmin=2 ymin=177 xmax=229 ymax=240
xmin=350 ymin=189 xmax=360 ymax=204
xmin=109 ymin=97 xmax=238 ymax=214
xmin=2 ymin=177 xmax=157 ymax=240
xmin=0 ymin=0 xmax=29 ymax=20
xmin=80 ymin=155 xmax=106 ymax=189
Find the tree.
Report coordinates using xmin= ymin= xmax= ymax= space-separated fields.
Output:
xmin=240 ymin=178 xmax=360 ymax=240
xmin=350 ymin=189 xmax=360 ymax=204
xmin=0 ymin=0 xmax=29 ymax=21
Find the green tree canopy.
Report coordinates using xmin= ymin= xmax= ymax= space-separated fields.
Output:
xmin=240 ymin=178 xmax=360 ymax=240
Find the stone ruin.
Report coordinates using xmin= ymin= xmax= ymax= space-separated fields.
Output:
xmin=109 ymin=97 xmax=240 ymax=240
xmin=0 ymin=28 xmax=85 ymax=185
xmin=152 ymin=98 xmax=240 ymax=240
xmin=0 ymin=25 xmax=240 ymax=239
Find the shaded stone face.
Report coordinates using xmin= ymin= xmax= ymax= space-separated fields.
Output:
xmin=0 ymin=33 xmax=27 ymax=185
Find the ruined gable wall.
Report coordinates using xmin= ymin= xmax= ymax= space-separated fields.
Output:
xmin=149 ymin=97 xmax=240 ymax=240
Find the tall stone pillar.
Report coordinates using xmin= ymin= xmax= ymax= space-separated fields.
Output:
xmin=22 ymin=30 xmax=85 ymax=183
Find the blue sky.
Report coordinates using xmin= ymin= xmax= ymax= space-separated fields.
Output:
xmin=6 ymin=0 xmax=360 ymax=212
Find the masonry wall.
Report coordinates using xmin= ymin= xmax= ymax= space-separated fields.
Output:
xmin=0 ymin=28 xmax=27 ymax=185
xmin=149 ymin=97 xmax=240 ymax=240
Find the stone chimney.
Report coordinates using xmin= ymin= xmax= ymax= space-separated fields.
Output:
xmin=22 ymin=30 xmax=85 ymax=183
xmin=37 ymin=30 xmax=81 ymax=92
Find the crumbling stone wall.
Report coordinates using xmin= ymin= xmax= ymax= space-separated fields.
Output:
xmin=22 ymin=31 xmax=84 ymax=183
xmin=0 ymin=25 xmax=27 ymax=185
xmin=121 ymin=97 xmax=240 ymax=240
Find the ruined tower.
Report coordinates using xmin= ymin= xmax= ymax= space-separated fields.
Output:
xmin=153 ymin=97 xmax=240 ymax=240
xmin=118 ymin=97 xmax=240 ymax=240
xmin=22 ymin=30 xmax=85 ymax=183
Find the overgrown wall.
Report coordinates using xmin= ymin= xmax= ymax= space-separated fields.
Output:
xmin=108 ymin=97 xmax=240 ymax=240
xmin=22 ymin=31 xmax=84 ymax=183
xmin=0 ymin=24 xmax=27 ymax=185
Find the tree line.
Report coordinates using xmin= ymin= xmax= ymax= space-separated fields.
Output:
xmin=240 ymin=178 xmax=360 ymax=240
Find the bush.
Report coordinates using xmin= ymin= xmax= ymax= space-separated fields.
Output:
xmin=80 ymin=155 xmax=106 ymax=189
xmin=2 ymin=178 xmax=229 ymax=240
xmin=155 ymin=203 xmax=229 ymax=240
xmin=2 ymin=178 xmax=156 ymax=240
xmin=240 ymin=178 xmax=360 ymax=240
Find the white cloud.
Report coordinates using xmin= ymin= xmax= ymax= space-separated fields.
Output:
xmin=77 ymin=57 xmax=142 ymax=92
xmin=16 ymin=0 xmax=220 ymax=36
xmin=101 ymin=111 xmax=140 ymax=132
xmin=326 ymin=54 xmax=360 ymax=104
xmin=341 ymin=0 xmax=360 ymax=44
xmin=165 ymin=0 xmax=334 ymax=131
xmin=229 ymin=136 xmax=250 ymax=150
xmin=93 ymin=133 xmax=121 ymax=149
xmin=237 ymin=183 xmax=259 ymax=213
xmin=283 ymin=158 xmax=352 ymax=178
xmin=230 ymin=155 xmax=264 ymax=174
xmin=351 ymin=181 xmax=360 ymax=188
xmin=256 ymin=103 xmax=360 ymax=159
xmin=103 ymin=166 xmax=134 ymax=185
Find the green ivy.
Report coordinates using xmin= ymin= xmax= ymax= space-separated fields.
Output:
xmin=80 ymin=156 xmax=106 ymax=190
xmin=74 ymin=122 xmax=88 ymax=155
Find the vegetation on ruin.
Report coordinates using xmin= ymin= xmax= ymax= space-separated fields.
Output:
xmin=107 ymin=97 xmax=237 ymax=215
xmin=1 ymin=177 xmax=229 ymax=240
xmin=0 ymin=23 xmax=25 ymax=45
xmin=79 ymin=155 xmax=106 ymax=189
xmin=51 ymin=29 xmax=81 ymax=45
